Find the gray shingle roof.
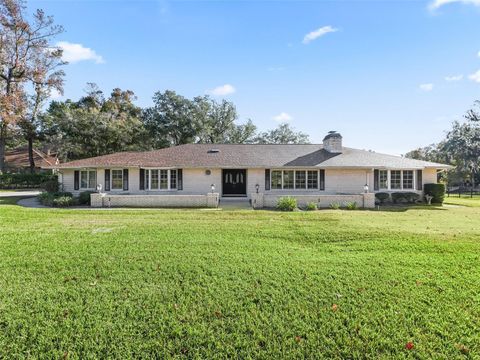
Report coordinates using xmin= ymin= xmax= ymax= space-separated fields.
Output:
xmin=50 ymin=144 xmax=452 ymax=170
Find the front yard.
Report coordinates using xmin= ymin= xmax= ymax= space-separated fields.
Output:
xmin=0 ymin=198 xmax=479 ymax=358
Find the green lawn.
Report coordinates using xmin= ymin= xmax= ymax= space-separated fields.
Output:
xmin=0 ymin=199 xmax=479 ymax=358
xmin=445 ymin=194 xmax=480 ymax=207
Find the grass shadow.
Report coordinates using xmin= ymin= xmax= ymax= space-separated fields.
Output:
xmin=370 ymin=204 xmax=447 ymax=212
xmin=0 ymin=196 xmax=32 ymax=206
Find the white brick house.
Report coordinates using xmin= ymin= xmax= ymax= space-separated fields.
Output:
xmin=46 ymin=132 xmax=451 ymax=208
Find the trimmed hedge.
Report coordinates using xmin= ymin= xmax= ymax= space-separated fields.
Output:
xmin=78 ymin=191 xmax=95 ymax=206
xmin=375 ymin=192 xmax=390 ymax=204
xmin=392 ymin=192 xmax=421 ymax=204
xmin=424 ymin=183 xmax=446 ymax=204
xmin=0 ymin=173 xmax=57 ymax=189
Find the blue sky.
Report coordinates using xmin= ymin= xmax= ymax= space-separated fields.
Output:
xmin=30 ymin=0 xmax=480 ymax=154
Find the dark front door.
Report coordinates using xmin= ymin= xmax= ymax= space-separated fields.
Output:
xmin=222 ymin=169 xmax=247 ymax=197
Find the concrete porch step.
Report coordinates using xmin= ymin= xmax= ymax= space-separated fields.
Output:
xmin=219 ymin=197 xmax=252 ymax=210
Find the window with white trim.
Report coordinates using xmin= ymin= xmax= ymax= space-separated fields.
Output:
xmin=80 ymin=170 xmax=97 ymax=189
xmin=390 ymin=170 xmax=402 ymax=189
xmin=160 ymin=170 xmax=168 ymax=189
xmin=170 ymin=170 xmax=177 ymax=189
xmin=283 ymin=171 xmax=294 ymax=189
xmin=403 ymin=170 xmax=414 ymax=189
xmin=271 ymin=171 xmax=282 ymax=190
xmin=307 ymin=171 xmax=318 ymax=189
xmin=295 ymin=171 xmax=306 ymax=189
xmin=379 ymin=170 xmax=388 ymax=190
xmin=151 ymin=170 xmax=159 ymax=189
xmin=111 ymin=170 xmax=123 ymax=190
xmin=379 ymin=169 xmax=416 ymax=191
xmin=144 ymin=169 xmax=178 ymax=190
xmin=270 ymin=170 xmax=320 ymax=190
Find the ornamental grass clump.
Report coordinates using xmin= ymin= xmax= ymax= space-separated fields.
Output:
xmin=345 ymin=201 xmax=358 ymax=210
xmin=329 ymin=202 xmax=340 ymax=210
xmin=276 ymin=197 xmax=297 ymax=211
xmin=305 ymin=202 xmax=317 ymax=211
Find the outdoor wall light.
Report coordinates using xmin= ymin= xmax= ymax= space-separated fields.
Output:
xmin=255 ymin=184 xmax=259 ymax=193
xmin=364 ymin=184 xmax=369 ymax=193
xmin=211 ymin=184 xmax=215 ymax=193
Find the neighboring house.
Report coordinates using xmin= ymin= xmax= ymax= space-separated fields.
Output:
xmin=5 ymin=147 xmax=59 ymax=173
xmin=46 ymin=132 xmax=451 ymax=208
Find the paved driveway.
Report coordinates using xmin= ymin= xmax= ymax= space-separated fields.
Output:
xmin=0 ymin=190 xmax=41 ymax=197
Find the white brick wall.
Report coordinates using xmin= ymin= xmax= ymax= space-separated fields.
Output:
xmin=259 ymin=193 xmax=375 ymax=209
xmin=183 ymin=168 xmax=221 ymax=194
xmin=91 ymin=193 xmax=219 ymax=208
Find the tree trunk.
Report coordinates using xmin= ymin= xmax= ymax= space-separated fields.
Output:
xmin=28 ymin=137 xmax=36 ymax=174
xmin=472 ymin=170 xmax=476 ymax=198
xmin=0 ymin=126 xmax=6 ymax=174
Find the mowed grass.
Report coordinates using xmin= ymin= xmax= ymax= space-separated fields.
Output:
xmin=445 ymin=194 xmax=480 ymax=208
xmin=0 ymin=200 xmax=479 ymax=358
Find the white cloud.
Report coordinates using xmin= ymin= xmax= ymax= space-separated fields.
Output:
xmin=469 ymin=69 xmax=480 ymax=83
xmin=302 ymin=26 xmax=338 ymax=44
xmin=419 ymin=83 xmax=434 ymax=91
xmin=273 ymin=112 xmax=293 ymax=122
xmin=429 ymin=0 xmax=480 ymax=10
xmin=267 ymin=66 xmax=286 ymax=72
xmin=57 ymin=41 xmax=105 ymax=64
xmin=478 ymin=50 xmax=480 ymax=58
xmin=445 ymin=74 xmax=463 ymax=81
xmin=208 ymin=84 xmax=236 ymax=96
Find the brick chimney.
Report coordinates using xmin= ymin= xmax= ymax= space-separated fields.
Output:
xmin=323 ymin=131 xmax=343 ymax=153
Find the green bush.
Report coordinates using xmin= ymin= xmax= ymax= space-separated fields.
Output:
xmin=38 ymin=191 xmax=75 ymax=207
xmin=404 ymin=192 xmax=420 ymax=203
xmin=391 ymin=192 xmax=405 ymax=203
xmin=42 ymin=179 xmax=59 ymax=193
xmin=0 ymin=173 xmax=57 ymax=189
xmin=305 ymin=202 xmax=317 ymax=211
xmin=52 ymin=196 xmax=75 ymax=207
xmin=38 ymin=192 xmax=55 ymax=206
xmin=59 ymin=192 xmax=73 ymax=198
xmin=424 ymin=183 xmax=446 ymax=204
xmin=276 ymin=197 xmax=297 ymax=211
xmin=345 ymin=201 xmax=358 ymax=210
xmin=392 ymin=192 xmax=422 ymax=204
xmin=375 ymin=192 xmax=390 ymax=204
xmin=329 ymin=202 xmax=340 ymax=210
xmin=78 ymin=191 xmax=95 ymax=205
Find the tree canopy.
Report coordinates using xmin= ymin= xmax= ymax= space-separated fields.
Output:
xmin=40 ymin=86 xmax=148 ymax=161
xmin=405 ymin=101 xmax=480 ymax=187
xmin=38 ymin=85 xmax=311 ymax=162
xmin=0 ymin=0 xmax=65 ymax=172
xmin=255 ymin=123 xmax=310 ymax=144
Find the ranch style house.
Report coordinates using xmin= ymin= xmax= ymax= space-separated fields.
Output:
xmin=46 ymin=132 xmax=451 ymax=208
